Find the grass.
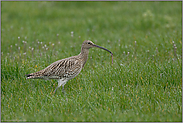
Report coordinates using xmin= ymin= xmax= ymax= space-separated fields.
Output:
xmin=1 ymin=1 xmax=182 ymax=122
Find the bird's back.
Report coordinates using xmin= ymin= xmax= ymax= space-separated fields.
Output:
xmin=25 ymin=56 xmax=83 ymax=80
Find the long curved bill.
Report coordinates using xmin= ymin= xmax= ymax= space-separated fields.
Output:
xmin=93 ymin=44 xmax=113 ymax=64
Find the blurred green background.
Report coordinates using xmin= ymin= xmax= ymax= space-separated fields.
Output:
xmin=1 ymin=1 xmax=182 ymax=122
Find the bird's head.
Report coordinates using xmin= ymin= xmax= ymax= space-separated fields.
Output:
xmin=81 ymin=40 xmax=113 ymax=63
xmin=82 ymin=40 xmax=112 ymax=54
xmin=82 ymin=40 xmax=95 ymax=49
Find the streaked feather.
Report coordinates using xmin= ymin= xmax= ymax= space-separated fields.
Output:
xmin=25 ymin=56 xmax=82 ymax=80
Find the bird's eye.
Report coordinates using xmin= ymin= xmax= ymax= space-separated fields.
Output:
xmin=88 ymin=42 xmax=91 ymax=44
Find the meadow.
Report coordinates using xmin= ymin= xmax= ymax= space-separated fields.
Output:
xmin=1 ymin=1 xmax=182 ymax=122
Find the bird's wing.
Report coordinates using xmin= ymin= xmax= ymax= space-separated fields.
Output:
xmin=26 ymin=57 xmax=82 ymax=79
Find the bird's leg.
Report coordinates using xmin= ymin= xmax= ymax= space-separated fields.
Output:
xmin=62 ymin=85 xmax=65 ymax=94
xmin=62 ymin=85 xmax=68 ymax=101
xmin=53 ymin=86 xmax=59 ymax=94
xmin=52 ymin=79 xmax=67 ymax=94
xmin=52 ymin=81 xmax=62 ymax=94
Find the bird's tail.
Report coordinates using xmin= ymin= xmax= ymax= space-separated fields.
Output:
xmin=25 ymin=71 xmax=44 ymax=79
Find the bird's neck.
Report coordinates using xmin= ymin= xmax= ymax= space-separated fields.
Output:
xmin=78 ymin=48 xmax=90 ymax=68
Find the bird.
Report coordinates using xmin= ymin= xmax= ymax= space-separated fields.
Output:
xmin=25 ymin=40 xmax=113 ymax=94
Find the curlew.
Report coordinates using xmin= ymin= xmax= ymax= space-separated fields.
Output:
xmin=25 ymin=40 xmax=113 ymax=94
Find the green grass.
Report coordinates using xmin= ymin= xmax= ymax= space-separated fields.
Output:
xmin=1 ymin=1 xmax=182 ymax=122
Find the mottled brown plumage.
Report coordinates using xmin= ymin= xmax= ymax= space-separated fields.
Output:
xmin=25 ymin=40 xmax=113 ymax=93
